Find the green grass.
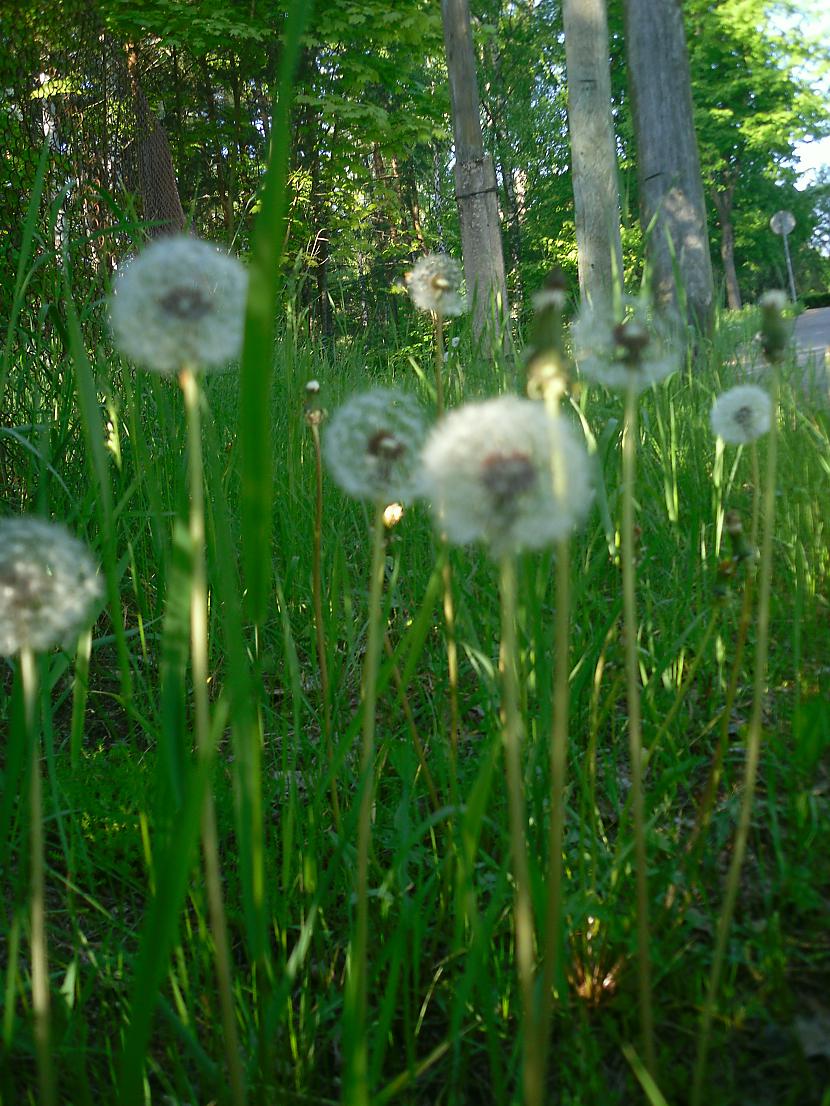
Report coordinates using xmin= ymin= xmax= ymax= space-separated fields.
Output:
xmin=1 ymin=271 xmax=830 ymax=1106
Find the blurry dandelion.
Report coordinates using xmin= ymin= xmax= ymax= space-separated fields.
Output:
xmin=324 ymin=388 xmax=427 ymax=503
xmin=405 ymin=253 xmax=465 ymax=317
xmin=758 ymin=289 xmax=791 ymax=363
xmin=572 ymin=294 xmax=680 ymax=393
xmin=421 ymin=394 xmax=592 ymax=558
xmin=109 ymin=235 xmax=248 ymax=373
xmin=710 ymin=385 xmax=772 ymax=445
xmin=0 ymin=518 xmax=102 ymax=656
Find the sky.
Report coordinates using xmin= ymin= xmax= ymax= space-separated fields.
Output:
xmin=791 ymin=2 xmax=830 ymax=187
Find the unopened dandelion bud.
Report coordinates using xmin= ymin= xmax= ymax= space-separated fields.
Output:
xmin=526 ymin=347 xmax=569 ymax=403
xmin=724 ymin=509 xmax=754 ymax=563
xmin=531 ymin=268 xmax=568 ymax=314
xmin=304 ymin=379 xmax=325 ymax=427
xmin=758 ymin=290 xmax=790 ymax=363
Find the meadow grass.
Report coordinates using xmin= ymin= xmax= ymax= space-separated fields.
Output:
xmin=1 ymin=265 xmax=829 ymax=1106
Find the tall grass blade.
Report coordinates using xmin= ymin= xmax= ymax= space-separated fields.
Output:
xmin=239 ymin=0 xmax=313 ymax=623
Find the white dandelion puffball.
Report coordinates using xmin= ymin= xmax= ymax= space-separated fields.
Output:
xmin=0 ymin=518 xmax=102 ymax=656
xmin=710 ymin=385 xmax=772 ymax=445
xmin=571 ymin=294 xmax=680 ymax=393
xmin=324 ymin=388 xmax=428 ymax=503
xmin=421 ymin=395 xmax=593 ymax=558
xmin=405 ymin=253 xmax=465 ymax=317
xmin=109 ymin=236 xmax=248 ymax=373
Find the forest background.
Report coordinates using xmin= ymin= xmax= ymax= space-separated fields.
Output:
xmin=2 ymin=0 xmax=830 ymax=335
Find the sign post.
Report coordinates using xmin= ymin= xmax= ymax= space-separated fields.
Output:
xmin=770 ymin=210 xmax=797 ymax=302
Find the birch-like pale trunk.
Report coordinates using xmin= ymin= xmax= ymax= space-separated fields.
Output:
xmin=623 ymin=0 xmax=714 ymax=330
xmin=563 ymin=0 xmax=623 ymax=303
xmin=441 ymin=0 xmax=509 ymax=340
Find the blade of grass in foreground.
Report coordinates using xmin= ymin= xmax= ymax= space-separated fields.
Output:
xmin=239 ymin=0 xmax=313 ymax=624
xmin=117 ymin=698 xmax=228 ymax=1106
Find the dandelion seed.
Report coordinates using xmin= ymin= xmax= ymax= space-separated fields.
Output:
xmin=405 ymin=254 xmax=465 ymax=317
xmin=572 ymin=294 xmax=680 ymax=393
xmin=109 ymin=235 xmax=248 ymax=373
xmin=710 ymin=385 xmax=772 ymax=445
xmin=324 ymin=389 xmax=427 ymax=503
xmin=421 ymin=395 xmax=592 ymax=557
xmin=0 ymin=518 xmax=102 ymax=656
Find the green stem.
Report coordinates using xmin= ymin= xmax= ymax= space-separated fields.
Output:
xmin=344 ymin=502 xmax=387 ymax=1106
xmin=180 ymin=367 xmax=246 ymax=1106
xmin=691 ymin=372 xmax=778 ymax=1106
xmin=434 ymin=309 xmax=461 ymax=776
xmin=622 ymin=384 xmax=656 ymax=1079
xmin=434 ymin=309 xmax=445 ymax=416
xmin=311 ymin=421 xmax=341 ymax=833
xmin=499 ymin=555 xmax=541 ymax=1106
xmin=686 ymin=445 xmax=761 ymax=884
xmin=539 ymin=535 xmax=570 ymax=1076
xmin=22 ymin=647 xmax=55 ymax=1106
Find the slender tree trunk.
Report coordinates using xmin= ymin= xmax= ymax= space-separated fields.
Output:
xmin=712 ymin=186 xmax=741 ymax=310
xmin=126 ymin=48 xmax=186 ymax=237
xmin=622 ymin=0 xmax=714 ymax=329
xmin=441 ymin=0 xmax=509 ymax=339
xmin=562 ymin=0 xmax=623 ymax=303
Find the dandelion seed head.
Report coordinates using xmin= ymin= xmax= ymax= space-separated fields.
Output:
xmin=109 ymin=235 xmax=248 ymax=373
xmin=324 ymin=389 xmax=427 ymax=502
xmin=405 ymin=254 xmax=465 ymax=317
xmin=0 ymin=518 xmax=102 ymax=656
xmin=421 ymin=395 xmax=593 ymax=557
xmin=572 ymin=294 xmax=680 ymax=393
xmin=710 ymin=385 xmax=772 ymax=444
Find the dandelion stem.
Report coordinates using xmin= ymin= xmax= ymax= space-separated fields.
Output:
xmin=499 ymin=554 xmax=541 ymax=1106
xmin=539 ymin=381 xmax=571 ymax=1077
xmin=691 ymin=372 xmax=778 ymax=1106
xmin=180 ymin=366 xmax=246 ymax=1106
xmin=344 ymin=502 xmax=387 ymax=1106
xmin=622 ymin=383 xmax=657 ymax=1079
xmin=433 ymin=309 xmax=461 ymax=774
xmin=310 ymin=419 xmax=341 ymax=833
xmin=686 ymin=445 xmax=761 ymax=883
xmin=22 ymin=646 xmax=55 ymax=1106
xmin=538 ymin=534 xmax=569 ymax=1071
xmin=434 ymin=309 xmax=446 ymax=416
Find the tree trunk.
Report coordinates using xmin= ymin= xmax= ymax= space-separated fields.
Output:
xmin=441 ymin=0 xmax=509 ymax=340
xmin=622 ymin=0 xmax=714 ymax=329
xmin=712 ymin=185 xmax=741 ymax=310
xmin=562 ymin=0 xmax=623 ymax=303
xmin=126 ymin=48 xmax=186 ymax=237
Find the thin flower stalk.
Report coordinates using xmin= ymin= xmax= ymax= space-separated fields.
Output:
xmin=180 ymin=366 xmax=246 ymax=1106
xmin=687 ymin=466 xmax=760 ymax=875
xmin=499 ymin=554 xmax=542 ymax=1106
xmin=433 ymin=307 xmax=461 ymax=774
xmin=533 ymin=286 xmax=573 ymax=1078
xmin=343 ymin=502 xmax=387 ymax=1106
xmin=305 ymin=387 xmax=341 ymax=833
xmin=691 ymin=372 xmax=779 ymax=1106
xmin=622 ymin=382 xmax=657 ymax=1078
xmin=22 ymin=646 xmax=56 ymax=1106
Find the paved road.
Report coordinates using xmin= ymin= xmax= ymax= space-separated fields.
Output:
xmin=795 ymin=307 xmax=830 ymax=355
